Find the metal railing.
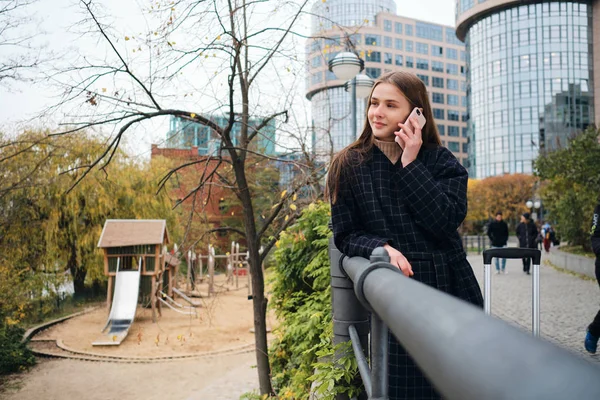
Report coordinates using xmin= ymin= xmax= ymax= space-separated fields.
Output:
xmin=329 ymin=239 xmax=600 ymax=400
xmin=461 ymin=234 xmax=490 ymax=254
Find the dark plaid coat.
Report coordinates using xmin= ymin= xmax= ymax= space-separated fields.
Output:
xmin=331 ymin=145 xmax=483 ymax=400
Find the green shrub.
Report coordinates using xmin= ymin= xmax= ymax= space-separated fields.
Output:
xmin=0 ymin=325 xmax=35 ymax=375
xmin=269 ymin=201 xmax=360 ymax=399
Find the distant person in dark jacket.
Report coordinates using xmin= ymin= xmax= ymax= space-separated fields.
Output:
xmin=584 ymin=198 xmax=600 ymax=353
xmin=516 ymin=212 xmax=538 ymax=274
xmin=487 ymin=211 xmax=509 ymax=274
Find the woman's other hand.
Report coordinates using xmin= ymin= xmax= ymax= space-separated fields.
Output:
xmin=383 ymin=244 xmax=414 ymax=277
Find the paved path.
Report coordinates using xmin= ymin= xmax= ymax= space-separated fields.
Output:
xmin=468 ymin=250 xmax=600 ymax=363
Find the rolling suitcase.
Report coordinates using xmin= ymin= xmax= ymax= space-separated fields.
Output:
xmin=482 ymin=247 xmax=542 ymax=337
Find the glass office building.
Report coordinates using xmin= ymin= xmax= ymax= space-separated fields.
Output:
xmin=456 ymin=1 xmax=597 ymax=178
xmin=307 ymin=0 xmax=471 ymax=164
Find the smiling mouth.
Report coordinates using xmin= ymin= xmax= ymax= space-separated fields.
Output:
xmin=373 ymin=122 xmax=386 ymax=128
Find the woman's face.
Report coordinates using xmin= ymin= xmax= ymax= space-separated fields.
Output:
xmin=368 ymin=82 xmax=412 ymax=142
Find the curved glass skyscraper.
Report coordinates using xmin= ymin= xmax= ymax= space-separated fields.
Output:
xmin=456 ymin=1 xmax=598 ymax=178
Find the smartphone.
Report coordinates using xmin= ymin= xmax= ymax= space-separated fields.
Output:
xmin=395 ymin=107 xmax=427 ymax=146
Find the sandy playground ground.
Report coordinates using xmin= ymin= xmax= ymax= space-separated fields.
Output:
xmin=1 ymin=275 xmax=275 ymax=399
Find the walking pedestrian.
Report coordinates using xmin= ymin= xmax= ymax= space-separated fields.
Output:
xmin=542 ymin=222 xmax=553 ymax=253
xmin=487 ymin=211 xmax=509 ymax=274
xmin=516 ymin=212 xmax=538 ymax=274
xmin=584 ymin=197 xmax=600 ymax=353
xmin=328 ymin=71 xmax=483 ymax=400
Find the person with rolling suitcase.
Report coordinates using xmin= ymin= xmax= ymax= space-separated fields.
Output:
xmin=516 ymin=212 xmax=538 ymax=275
xmin=584 ymin=197 xmax=600 ymax=353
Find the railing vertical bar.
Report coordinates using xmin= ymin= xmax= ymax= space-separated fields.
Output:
xmin=349 ymin=324 xmax=373 ymax=398
xmin=370 ymin=314 xmax=389 ymax=399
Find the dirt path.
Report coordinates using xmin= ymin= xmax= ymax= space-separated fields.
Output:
xmin=1 ymin=352 xmax=259 ymax=400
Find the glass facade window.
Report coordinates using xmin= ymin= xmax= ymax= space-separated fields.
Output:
xmin=384 ymin=36 xmax=392 ymax=48
xmin=432 ymin=92 xmax=444 ymax=104
xmin=446 ymin=48 xmax=458 ymax=60
xmin=366 ymin=67 xmax=381 ymax=79
xmin=460 ymin=0 xmax=474 ymax=13
xmin=384 ymin=19 xmax=392 ymax=32
xmin=462 ymin=143 xmax=469 ymax=153
xmin=432 ymin=61 xmax=444 ymax=72
xmin=462 ymin=127 xmax=468 ymax=137
xmin=461 ymin=112 xmax=468 ymax=122
xmin=432 ymin=77 xmax=444 ymax=88
xmin=438 ymin=124 xmax=445 ymax=135
xmin=395 ymin=22 xmax=402 ymax=34
xmin=447 ymin=94 xmax=459 ymax=105
xmin=417 ymin=74 xmax=429 ymax=86
xmin=460 ymin=50 xmax=466 ymax=61
xmin=395 ymin=54 xmax=403 ymax=66
xmin=311 ymin=0 xmax=396 ymax=32
xmin=465 ymin=2 xmax=594 ymax=178
xmin=365 ymin=34 xmax=381 ymax=46
xmin=447 ymin=79 xmax=458 ymax=90
xmin=416 ymin=42 xmax=429 ymax=55
xmin=384 ymin=52 xmax=392 ymax=64
xmin=448 ymin=126 xmax=460 ymax=137
xmin=406 ymin=40 xmax=413 ymax=52
xmin=395 ymin=38 xmax=403 ymax=50
xmin=349 ymin=33 xmax=362 ymax=46
xmin=446 ymin=63 xmax=458 ymax=75
xmin=433 ymin=108 xmax=444 ymax=119
xmin=311 ymin=57 xmax=322 ymax=67
xmin=405 ymin=24 xmax=413 ymax=36
xmin=448 ymin=141 xmax=460 ymax=152
xmin=416 ymin=22 xmax=443 ymax=41
xmin=405 ymin=56 xmax=414 ymax=68
xmin=448 ymin=110 xmax=460 ymax=121
xmin=416 ymin=58 xmax=429 ymax=70
xmin=445 ymin=27 xmax=462 ymax=45
xmin=432 ymin=45 xmax=443 ymax=57
xmin=366 ymin=51 xmax=381 ymax=62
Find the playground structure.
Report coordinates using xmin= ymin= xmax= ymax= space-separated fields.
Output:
xmin=94 ymin=219 xmax=177 ymax=346
xmin=184 ymin=242 xmax=257 ymax=299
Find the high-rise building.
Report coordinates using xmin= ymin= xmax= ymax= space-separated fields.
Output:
xmin=456 ymin=0 xmax=599 ymax=178
xmin=166 ymin=115 xmax=277 ymax=157
xmin=306 ymin=0 xmax=470 ymax=165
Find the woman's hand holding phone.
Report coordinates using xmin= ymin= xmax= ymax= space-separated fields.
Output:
xmin=395 ymin=107 xmax=425 ymax=168
xmin=384 ymin=244 xmax=414 ymax=277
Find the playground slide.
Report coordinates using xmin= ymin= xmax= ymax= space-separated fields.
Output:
xmin=92 ymin=258 xmax=142 ymax=346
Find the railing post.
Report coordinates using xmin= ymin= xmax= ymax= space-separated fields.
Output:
xmin=329 ymin=235 xmax=369 ymax=400
xmin=369 ymin=248 xmax=390 ymax=400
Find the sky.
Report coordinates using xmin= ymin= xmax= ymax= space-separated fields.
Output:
xmin=0 ymin=0 xmax=457 ymax=159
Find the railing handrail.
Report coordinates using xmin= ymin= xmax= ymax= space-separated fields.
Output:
xmin=331 ymin=245 xmax=600 ymax=400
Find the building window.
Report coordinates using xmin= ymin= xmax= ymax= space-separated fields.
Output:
xmin=448 ymin=126 xmax=460 ymax=137
xmin=432 ymin=61 xmax=444 ymax=72
xmin=432 ymin=45 xmax=443 ymax=57
xmin=447 ymin=94 xmax=459 ymax=105
xmin=432 ymin=77 xmax=444 ymax=88
xmin=445 ymin=27 xmax=461 ymax=45
xmin=395 ymin=22 xmax=402 ymax=34
xmin=311 ymin=57 xmax=321 ymax=67
xmin=448 ymin=141 xmax=460 ymax=152
xmin=462 ymin=142 xmax=469 ymax=153
xmin=417 ymin=74 xmax=429 ymax=86
xmin=446 ymin=48 xmax=458 ymax=60
xmin=365 ymin=34 xmax=381 ymax=46
xmin=460 ymin=50 xmax=466 ymax=61
xmin=384 ymin=36 xmax=392 ymax=48
xmin=395 ymin=38 xmax=403 ymax=50
xmin=447 ymin=79 xmax=458 ymax=90
xmin=461 ymin=96 xmax=467 ymax=107
xmin=438 ymin=124 xmax=445 ymax=135
xmin=462 ymin=127 xmax=468 ymax=137
xmin=416 ymin=58 xmax=429 ymax=70
xmin=433 ymin=108 xmax=445 ymax=119
xmin=365 ymin=68 xmax=381 ymax=79
xmin=416 ymin=22 xmax=443 ymax=41
xmin=416 ymin=42 xmax=429 ymax=55
xmin=395 ymin=54 xmax=403 ymax=66
xmin=405 ymin=56 xmax=414 ymax=68
xmin=406 ymin=40 xmax=413 ymax=52
xmin=384 ymin=20 xmax=392 ymax=32
xmin=446 ymin=63 xmax=458 ymax=75
xmin=447 ymin=110 xmax=459 ymax=121
xmin=384 ymin=52 xmax=392 ymax=64
xmin=365 ymin=51 xmax=381 ymax=62
xmin=406 ymin=24 xmax=413 ymax=36
xmin=432 ymin=92 xmax=444 ymax=104
xmin=461 ymin=112 xmax=468 ymax=122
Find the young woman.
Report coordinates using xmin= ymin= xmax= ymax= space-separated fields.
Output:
xmin=327 ymin=71 xmax=483 ymax=400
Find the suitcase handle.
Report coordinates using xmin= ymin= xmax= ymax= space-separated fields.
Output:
xmin=483 ymin=248 xmax=541 ymax=265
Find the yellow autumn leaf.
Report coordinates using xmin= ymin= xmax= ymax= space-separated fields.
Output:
xmin=292 ymin=194 xmax=297 ymax=201
xmin=290 ymin=204 xmax=297 ymax=211
xmin=285 ymin=215 xmax=289 ymax=221
xmin=190 ymin=113 xmax=196 ymax=118
xmin=125 ymin=36 xmax=130 ymax=41
xmin=280 ymin=190 xmax=287 ymax=198
xmin=102 ymin=88 xmax=107 ymax=93
xmin=217 ymin=35 xmax=221 ymax=40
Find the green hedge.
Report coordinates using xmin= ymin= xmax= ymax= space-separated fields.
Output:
xmin=0 ymin=325 xmax=35 ymax=375
xmin=269 ymin=201 xmax=360 ymax=399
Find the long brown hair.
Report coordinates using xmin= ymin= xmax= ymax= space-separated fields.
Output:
xmin=326 ymin=71 xmax=442 ymax=203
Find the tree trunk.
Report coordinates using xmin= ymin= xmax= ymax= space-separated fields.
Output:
xmin=70 ymin=266 xmax=87 ymax=297
xmin=235 ymin=159 xmax=273 ymax=396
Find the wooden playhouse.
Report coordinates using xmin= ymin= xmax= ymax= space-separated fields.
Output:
xmin=98 ymin=219 xmax=177 ymax=322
